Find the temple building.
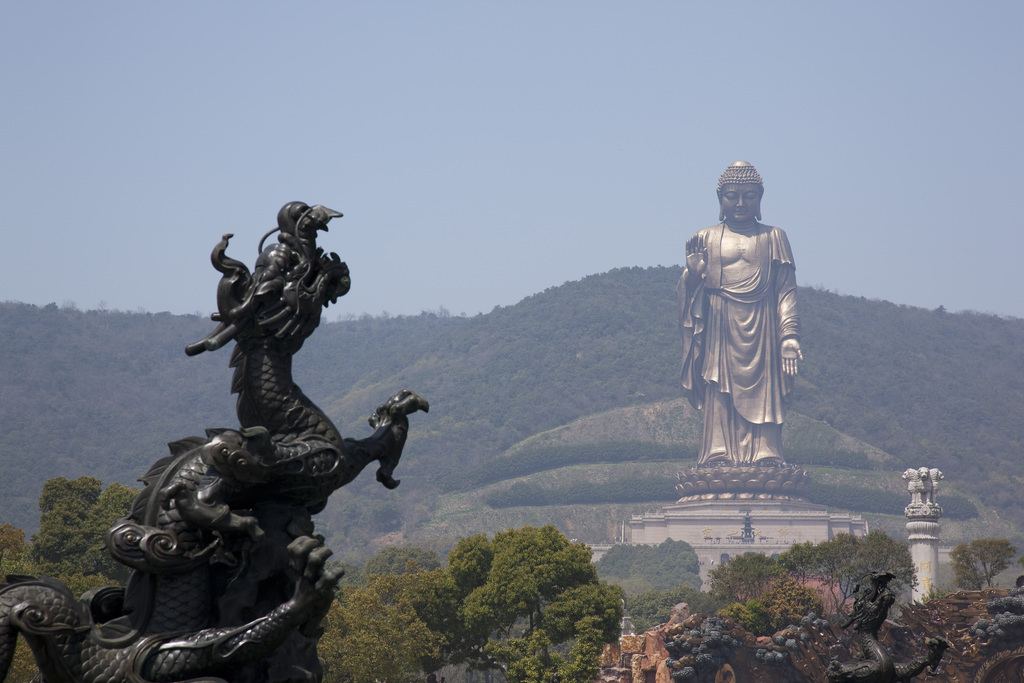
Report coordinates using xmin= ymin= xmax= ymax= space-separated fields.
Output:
xmin=629 ymin=497 xmax=867 ymax=586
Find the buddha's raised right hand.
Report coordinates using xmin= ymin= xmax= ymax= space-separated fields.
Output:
xmin=685 ymin=233 xmax=707 ymax=280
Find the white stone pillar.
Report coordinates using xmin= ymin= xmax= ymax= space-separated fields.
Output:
xmin=903 ymin=467 xmax=943 ymax=602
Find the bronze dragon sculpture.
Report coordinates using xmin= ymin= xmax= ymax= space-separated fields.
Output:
xmin=827 ymin=571 xmax=949 ymax=683
xmin=0 ymin=202 xmax=427 ymax=682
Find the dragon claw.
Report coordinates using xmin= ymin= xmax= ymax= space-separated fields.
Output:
xmin=286 ymin=537 xmax=339 ymax=608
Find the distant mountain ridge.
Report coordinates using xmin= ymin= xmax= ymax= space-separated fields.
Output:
xmin=2 ymin=267 xmax=1022 ymax=557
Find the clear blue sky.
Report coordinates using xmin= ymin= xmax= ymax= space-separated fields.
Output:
xmin=2 ymin=2 xmax=1022 ymax=319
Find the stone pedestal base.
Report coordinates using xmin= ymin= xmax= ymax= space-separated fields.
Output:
xmin=675 ymin=464 xmax=811 ymax=502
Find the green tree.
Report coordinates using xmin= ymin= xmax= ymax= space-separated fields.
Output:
xmin=719 ymin=599 xmax=771 ymax=637
xmin=951 ymin=538 xmax=1017 ymax=589
xmin=777 ymin=531 xmax=913 ymax=616
xmin=31 ymin=476 xmax=101 ymax=574
xmin=327 ymin=559 xmax=366 ymax=588
xmin=595 ymin=539 xmax=701 ymax=594
xmin=708 ymin=553 xmax=784 ymax=604
xmin=323 ymin=570 xmax=444 ymax=683
xmin=0 ymin=524 xmax=26 ymax=573
xmin=484 ymin=615 xmax=609 ymax=683
xmin=950 ymin=545 xmax=982 ymax=590
xmin=81 ymin=480 xmax=137 ymax=581
xmin=365 ymin=545 xmax=442 ymax=576
xmin=719 ymin=575 xmax=825 ymax=637
xmin=429 ymin=526 xmax=622 ymax=683
xmin=852 ymin=531 xmax=915 ymax=591
xmin=318 ymin=600 xmax=347 ymax=682
xmin=759 ymin=576 xmax=823 ymax=633
xmin=717 ymin=575 xmax=823 ymax=637
xmin=806 ymin=533 xmax=861 ymax=615
xmin=625 ymin=584 xmax=725 ymax=633
xmin=776 ymin=541 xmax=821 ymax=585
xmin=31 ymin=476 xmax=137 ymax=584
xmin=423 ymin=533 xmax=495 ymax=671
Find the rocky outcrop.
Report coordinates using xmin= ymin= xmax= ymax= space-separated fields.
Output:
xmin=597 ymin=588 xmax=1024 ymax=683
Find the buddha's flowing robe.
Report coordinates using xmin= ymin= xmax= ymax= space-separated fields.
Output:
xmin=678 ymin=222 xmax=799 ymax=464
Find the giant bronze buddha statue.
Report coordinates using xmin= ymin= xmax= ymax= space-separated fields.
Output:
xmin=675 ymin=162 xmax=808 ymax=500
xmin=678 ymin=161 xmax=801 ymax=465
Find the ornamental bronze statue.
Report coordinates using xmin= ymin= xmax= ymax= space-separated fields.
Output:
xmin=827 ymin=571 xmax=948 ymax=683
xmin=0 ymin=202 xmax=428 ymax=682
xmin=675 ymin=163 xmax=810 ymax=501
xmin=678 ymin=161 xmax=801 ymax=466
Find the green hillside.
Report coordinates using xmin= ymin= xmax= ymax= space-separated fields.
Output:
xmin=2 ymin=267 xmax=1022 ymax=559
xmin=408 ymin=399 xmax=1003 ymax=553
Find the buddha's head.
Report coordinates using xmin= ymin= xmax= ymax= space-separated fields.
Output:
xmin=716 ymin=161 xmax=763 ymax=225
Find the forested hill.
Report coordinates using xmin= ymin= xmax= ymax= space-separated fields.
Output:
xmin=1 ymin=268 xmax=1023 ymax=546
